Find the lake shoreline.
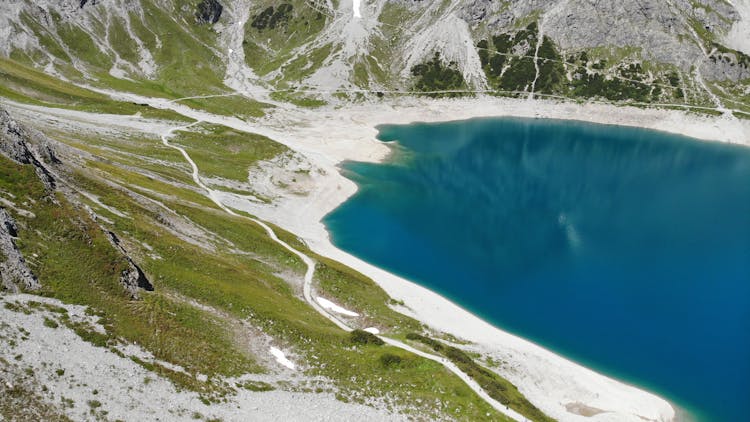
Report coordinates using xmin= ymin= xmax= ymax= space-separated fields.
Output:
xmin=12 ymin=93 xmax=745 ymax=421
xmin=218 ymin=96 xmax=749 ymax=421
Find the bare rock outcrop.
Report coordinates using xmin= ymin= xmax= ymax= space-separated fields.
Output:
xmin=1 ymin=107 xmax=153 ymax=298
xmin=0 ymin=208 xmax=40 ymax=292
xmin=105 ymin=230 xmax=154 ymax=299
xmin=0 ymin=108 xmax=56 ymax=191
xmin=459 ymin=0 xmax=743 ymax=81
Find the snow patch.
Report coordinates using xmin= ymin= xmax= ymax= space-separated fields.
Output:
xmin=0 ymin=294 xmax=399 ymax=420
xmin=363 ymin=327 xmax=380 ymax=335
xmin=270 ymin=347 xmax=296 ymax=370
xmin=316 ymin=297 xmax=360 ymax=317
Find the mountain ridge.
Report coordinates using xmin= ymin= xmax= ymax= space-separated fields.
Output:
xmin=1 ymin=0 xmax=748 ymax=111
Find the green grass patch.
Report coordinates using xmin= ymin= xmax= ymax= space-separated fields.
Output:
xmin=411 ymin=52 xmax=467 ymax=96
xmin=243 ymin=1 xmax=329 ymax=78
xmin=1 ymin=155 xmax=260 ymax=393
xmin=269 ymin=91 xmax=327 ymax=108
xmin=0 ymin=58 xmax=188 ymax=121
xmin=172 ymin=124 xmax=288 ymax=182
xmin=406 ymin=333 xmax=553 ymax=422
xmin=311 ymin=253 xmax=423 ymax=335
xmin=0 ymin=117 xmax=539 ymax=419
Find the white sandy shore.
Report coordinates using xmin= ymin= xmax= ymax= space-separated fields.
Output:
xmin=219 ymin=96 xmax=749 ymax=422
xmin=6 ymin=95 xmax=749 ymax=421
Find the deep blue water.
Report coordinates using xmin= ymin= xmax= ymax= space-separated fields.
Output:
xmin=323 ymin=117 xmax=750 ymax=421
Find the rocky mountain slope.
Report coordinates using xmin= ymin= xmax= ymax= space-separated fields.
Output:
xmin=0 ymin=0 xmax=748 ymax=110
xmin=0 ymin=95 xmax=555 ymax=420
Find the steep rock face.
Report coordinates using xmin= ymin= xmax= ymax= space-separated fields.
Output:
xmin=0 ymin=107 xmax=153 ymax=298
xmin=105 ymin=231 xmax=154 ymax=299
xmin=376 ymin=0 xmax=746 ymax=92
xmin=707 ymin=48 xmax=750 ymax=81
xmin=195 ymin=0 xmax=223 ymax=24
xmin=460 ymin=0 xmax=556 ymax=27
xmin=0 ymin=109 xmax=56 ymax=191
xmin=724 ymin=0 xmax=750 ymax=55
xmin=0 ymin=208 xmax=40 ymax=292
xmin=0 ymin=0 xmax=747 ymax=97
xmin=79 ymin=0 xmax=99 ymax=8
xmin=542 ymin=0 xmax=699 ymax=67
xmin=0 ymin=108 xmax=37 ymax=165
xmin=457 ymin=0 xmax=741 ymax=79
xmin=0 ymin=0 xmax=160 ymax=78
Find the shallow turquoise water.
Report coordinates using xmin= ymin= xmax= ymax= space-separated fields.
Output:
xmin=323 ymin=117 xmax=750 ymax=421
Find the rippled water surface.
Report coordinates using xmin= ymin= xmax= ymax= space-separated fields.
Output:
xmin=323 ymin=117 xmax=750 ymax=421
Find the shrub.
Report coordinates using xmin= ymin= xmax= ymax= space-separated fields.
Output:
xmin=379 ymin=353 xmax=402 ymax=367
xmin=667 ymin=72 xmax=680 ymax=87
xmin=499 ymin=57 xmax=536 ymax=91
xmin=488 ymin=54 xmax=506 ymax=78
xmin=477 ymin=40 xmax=490 ymax=67
xmin=411 ymin=52 xmax=466 ymax=97
xmin=43 ymin=317 xmax=59 ymax=329
xmin=251 ymin=4 xmax=293 ymax=30
xmin=492 ymin=34 xmax=513 ymax=54
xmin=405 ymin=332 xmax=443 ymax=352
xmin=535 ymin=36 xmax=565 ymax=93
xmin=349 ymin=329 xmax=384 ymax=346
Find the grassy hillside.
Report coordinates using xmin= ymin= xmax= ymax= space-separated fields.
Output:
xmin=0 ymin=116 xmax=525 ymax=419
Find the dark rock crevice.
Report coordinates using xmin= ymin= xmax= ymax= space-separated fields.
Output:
xmin=0 ymin=208 xmax=40 ymax=292
xmin=0 ymin=107 xmax=152 ymax=298
xmin=105 ymin=230 xmax=154 ymax=299
xmin=0 ymin=108 xmax=57 ymax=192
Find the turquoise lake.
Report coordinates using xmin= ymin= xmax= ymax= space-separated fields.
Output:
xmin=323 ymin=117 xmax=750 ymax=421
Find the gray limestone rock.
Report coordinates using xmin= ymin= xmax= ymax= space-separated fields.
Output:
xmin=460 ymin=0 xmax=743 ymax=80
xmin=105 ymin=230 xmax=154 ymax=299
xmin=0 ymin=208 xmax=40 ymax=292
xmin=0 ymin=108 xmax=57 ymax=191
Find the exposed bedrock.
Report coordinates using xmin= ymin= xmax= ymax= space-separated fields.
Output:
xmin=0 ymin=208 xmax=40 ymax=292
xmin=106 ymin=230 xmax=155 ymax=298
xmin=0 ymin=107 xmax=152 ymax=298
xmin=458 ymin=0 xmax=743 ymax=80
xmin=0 ymin=108 xmax=57 ymax=191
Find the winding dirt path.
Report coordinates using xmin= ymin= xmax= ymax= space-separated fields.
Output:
xmin=159 ymin=122 xmax=527 ymax=421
